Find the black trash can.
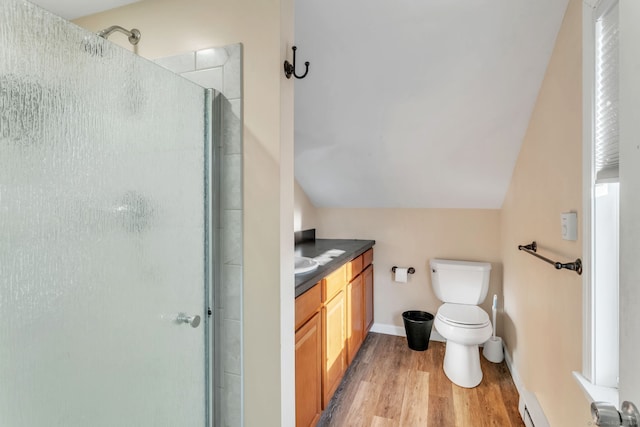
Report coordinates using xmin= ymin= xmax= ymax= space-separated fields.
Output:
xmin=402 ymin=311 xmax=434 ymax=351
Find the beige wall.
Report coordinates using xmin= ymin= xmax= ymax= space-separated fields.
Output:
xmin=294 ymin=179 xmax=318 ymax=232
xmin=316 ymin=208 xmax=502 ymax=333
xmin=500 ymin=0 xmax=590 ymax=424
xmin=76 ymin=1 xmax=295 ymax=425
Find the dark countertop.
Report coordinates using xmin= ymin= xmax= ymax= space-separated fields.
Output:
xmin=295 ymin=239 xmax=375 ymax=298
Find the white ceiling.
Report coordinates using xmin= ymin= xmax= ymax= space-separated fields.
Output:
xmin=30 ymin=0 xmax=568 ymax=210
xmin=29 ymin=0 xmax=139 ymax=20
xmin=294 ymin=0 xmax=570 ymax=208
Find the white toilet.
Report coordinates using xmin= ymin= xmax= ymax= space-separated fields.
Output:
xmin=430 ymin=258 xmax=493 ymax=388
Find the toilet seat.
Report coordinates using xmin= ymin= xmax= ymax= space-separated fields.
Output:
xmin=437 ymin=303 xmax=490 ymax=329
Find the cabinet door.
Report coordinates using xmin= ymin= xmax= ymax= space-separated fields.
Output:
xmin=295 ymin=313 xmax=322 ymax=427
xmin=364 ymin=264 xmax=374 ymax=333
xmin=322 ymin=290 xmax=347 ymax=408
xmin=347 ymin=274 xmax=364 ymax=364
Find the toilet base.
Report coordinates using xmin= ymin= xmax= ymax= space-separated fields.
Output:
xmin=443 ymin=340 xmax=483 ymax=388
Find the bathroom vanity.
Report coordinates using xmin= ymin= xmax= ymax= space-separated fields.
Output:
xmin=294 ymin=239 xmax=374 ymax=427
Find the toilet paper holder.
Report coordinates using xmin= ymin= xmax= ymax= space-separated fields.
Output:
xmin=391 ymin=266 xmax=415 ymax=274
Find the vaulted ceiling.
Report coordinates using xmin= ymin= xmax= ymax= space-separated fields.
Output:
xmin=294 ymin=0 xmax=570 ymax=208
xmin=31 ymin=0 xmax=569 ymax=209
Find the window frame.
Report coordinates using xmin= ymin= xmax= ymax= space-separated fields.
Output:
xmin=578 ymin=0 xmax=620 ymax=401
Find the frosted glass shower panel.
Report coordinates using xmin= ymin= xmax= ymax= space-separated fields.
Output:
xmin=0 ymin=1 xmax=208 ymax=426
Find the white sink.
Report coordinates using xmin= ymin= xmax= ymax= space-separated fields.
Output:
xmin=295 ymin=256 xmax=319 ymax=275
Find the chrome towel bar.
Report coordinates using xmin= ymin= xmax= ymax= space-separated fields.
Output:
xmin=517 ymin=241 xmax=582 ymax=275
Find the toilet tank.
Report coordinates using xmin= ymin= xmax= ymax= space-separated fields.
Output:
xmin=430 ymin=259 xmax=492 ymax=304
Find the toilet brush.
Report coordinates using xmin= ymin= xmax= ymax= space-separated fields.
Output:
xmin=491 ymin=294 xmax=497 ymax=340
xmin=483 ymin=294 xmax=504 ymax=363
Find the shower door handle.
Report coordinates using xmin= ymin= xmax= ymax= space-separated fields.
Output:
xmin=176 ymin=313 xmax=201 ymax=328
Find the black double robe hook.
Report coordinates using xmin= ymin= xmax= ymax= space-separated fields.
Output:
xmin=284 ymin=46 xmax=310 ymax=79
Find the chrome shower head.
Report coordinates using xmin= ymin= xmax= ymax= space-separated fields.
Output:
xmin=97 ymin=25 xmax=141 ymax=46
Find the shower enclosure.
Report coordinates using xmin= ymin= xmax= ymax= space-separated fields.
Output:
xmin=0 ymin=1 xmax=215 ymax=425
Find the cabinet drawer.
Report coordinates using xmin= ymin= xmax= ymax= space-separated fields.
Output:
xmin=346 ymin=255 xmax=363 ymax=283
xmin=295 ymin=284 xmax=321 ymax=330
xmin=322 ymin=265 xmax=346 ymax=302
xmin=362 ymin=248 xmax=373 ymax=268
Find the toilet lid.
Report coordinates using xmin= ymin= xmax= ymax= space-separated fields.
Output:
xmin=437 ymin=303 xmax=490 ymax=327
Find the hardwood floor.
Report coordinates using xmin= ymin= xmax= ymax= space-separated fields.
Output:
xmin=317 ymin=333 xmax=524 ymax=427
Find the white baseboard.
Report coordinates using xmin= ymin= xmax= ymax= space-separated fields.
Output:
xmin=502 ymin=346 xmax=521 ymax=392
xmin=370 ymin=322 xmax=445 ymax=342
xmin=503 ymin=343 xmax=550 ymax=427
xmin=370 ymin=322 xmax=404 ymax=336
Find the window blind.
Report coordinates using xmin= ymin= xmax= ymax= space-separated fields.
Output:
xmin=594 ymin=1 xmax=619 ymax=183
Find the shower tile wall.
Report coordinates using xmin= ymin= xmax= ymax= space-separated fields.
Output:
xmin=156 ymin=44 xmax=243 ymax=427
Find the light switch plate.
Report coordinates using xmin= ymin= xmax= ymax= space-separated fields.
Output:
xmin=561 ymin=212 xmax=578 ymax=241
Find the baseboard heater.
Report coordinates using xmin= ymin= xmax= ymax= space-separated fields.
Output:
xmin=520 ymin=400 xmax=535 ymax=427
xmin=519 ymin=393 xmax=550 ymax=427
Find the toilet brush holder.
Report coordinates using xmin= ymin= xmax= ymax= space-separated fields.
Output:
xmin=483 ymin=336 xmax=504 ymax=363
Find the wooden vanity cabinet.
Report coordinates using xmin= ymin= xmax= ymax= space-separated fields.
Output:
xmin=295 ymin=246 xmax=375 ymax=421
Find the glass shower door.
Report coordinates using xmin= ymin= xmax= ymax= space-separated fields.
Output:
xmin=0 ymin=1 xmax=209 ymax=426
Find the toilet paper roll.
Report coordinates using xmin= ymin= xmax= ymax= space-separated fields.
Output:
xmin=394 ymin=267 xmax=408 ymax=283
